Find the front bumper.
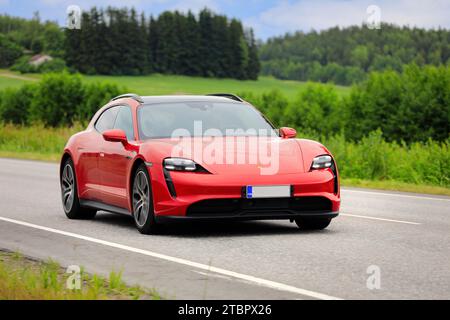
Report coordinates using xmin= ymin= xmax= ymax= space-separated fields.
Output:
xmin=155 ymin=211 xmax=339 ymax=223
xmin=149 ymin=164 xmax=340 ymax=218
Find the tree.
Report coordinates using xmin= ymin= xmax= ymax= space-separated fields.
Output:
xmin=245 ymin=29 xmax=260 ymax=80
xmin=0 ymin=34 xmax=22 ymax=68
xmin=62 ymin=7 xmax=260 ymax=80
xmin=228 ymin=19 xmax=248 ymax=79
xmin=259 ymin=23 xmax=450 ymax=85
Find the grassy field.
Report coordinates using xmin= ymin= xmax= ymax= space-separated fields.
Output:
xmin=0 ymin=250 xmax=161 ymax=300
xmin=0 ymin=69 xmax=350 ymax=99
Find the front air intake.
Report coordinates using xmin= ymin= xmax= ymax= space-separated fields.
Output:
xmin=186 ymin=196 xmax=332 ymax=217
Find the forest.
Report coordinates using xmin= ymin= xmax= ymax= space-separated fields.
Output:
xmin=0 ymin=8 xmax=260 ymax=80
xmin=2 ymin=12 xmax=450 ymax=85
xmin=260 ymin=24 xmax=450 ymax=85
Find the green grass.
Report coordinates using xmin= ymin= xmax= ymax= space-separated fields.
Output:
xmin=0 ymin=69 xmax=350 ymax=99
xmin=341 ymin=178 xmax=450 ymax=197
xmin=0 ymin=73 xmax=37 ymax=89
xmin=0 ymin=123 xmax=82 ymax=162
xmin=0 ymin=250 xmax=161 ymax=300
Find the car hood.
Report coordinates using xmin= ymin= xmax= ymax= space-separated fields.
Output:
xmin=141 ymin=136 xmax=306 ymax=175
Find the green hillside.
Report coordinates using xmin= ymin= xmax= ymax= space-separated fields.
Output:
xmin=0 ymin=70 xmax=350 ymax=99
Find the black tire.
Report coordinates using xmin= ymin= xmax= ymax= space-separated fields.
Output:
xmin=295 ymin=217 xmax=331 ymax=230
xmin=61 ymin=158 xmax=96 ymax=219
xmin=132 ymin=164 xmax=159 ymax=234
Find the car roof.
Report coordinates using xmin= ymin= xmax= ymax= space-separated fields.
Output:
xmin=140 ymin=95 xmax=244 ymax=105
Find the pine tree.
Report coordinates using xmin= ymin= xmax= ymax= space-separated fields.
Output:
xmin=245 ymin=28 xmax=260 ymax=80
xmin=64 ymin=6 xmax=259 ymax=80
xmin=183 ymin=11 xmax=201 ymax=75
xmin=210 ymin=14 xmax=229 ymax=78
xmin=148 ymin=16 xmax=159 ymax=72
xmin=198 ymin=9 xmax=214 ymax=77
xmin=228 ymin=19 xmax=248 ymax=79
xmin=138 ymin=13 xmax=150 ymax=74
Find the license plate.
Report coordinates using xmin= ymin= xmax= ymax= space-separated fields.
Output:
xmin=245 ymin=185 xmax=291 ymax=199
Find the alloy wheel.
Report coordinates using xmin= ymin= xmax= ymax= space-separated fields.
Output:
xmin=133 ymin=171 xmax=150 ymax=227
xmin=61 ymin=164 xmax=75 ymax=212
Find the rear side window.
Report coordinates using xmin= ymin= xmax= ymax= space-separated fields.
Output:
xmin=95 ymin=106 xmax=120 ymax=133
xmin=114 ymin=106 xmax=134 ymax=140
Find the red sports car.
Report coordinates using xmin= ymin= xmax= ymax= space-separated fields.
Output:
xmin=60 ymin=93 xmax=340 ymax=234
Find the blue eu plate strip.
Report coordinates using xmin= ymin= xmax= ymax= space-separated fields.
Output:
xmin=246 ymin=186 xmax=253 ymax=198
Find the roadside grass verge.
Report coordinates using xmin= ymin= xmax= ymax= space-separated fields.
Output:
xmin=0 ymin=250 xmax=161 ymax=300
xmin=340 ymin=178 xmax=450 ymax=197
xmin=0 ymin=123 xmax=82 ymax=162
xmin=0 ymin=124 xmax=448 ymax=197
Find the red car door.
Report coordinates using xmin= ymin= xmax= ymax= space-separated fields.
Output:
xmin=76 ymin=130 xmax=103 ymax=201
xmin=99 ymin=106 xmax=136 ymax=210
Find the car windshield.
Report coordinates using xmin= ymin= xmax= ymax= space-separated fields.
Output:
xmin=138 ymin=101 xmax=278 ymax=139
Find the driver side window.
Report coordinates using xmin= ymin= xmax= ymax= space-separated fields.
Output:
xmin=95 ymin=106 xmax=120 ymax=133
xmin=114 ymin=106 xmax=135 ymax=141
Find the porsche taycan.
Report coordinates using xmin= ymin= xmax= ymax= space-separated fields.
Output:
xmin=60 ymin=93 xmax=340 ymax=234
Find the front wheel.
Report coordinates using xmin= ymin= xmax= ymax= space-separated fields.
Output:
xmin=132 ymin=164 xmax=159 ymax=234
xmin=61 ymin=158 xmax=96 ymax=219
xmin=295 ymin=217 xmax=331 ymax=230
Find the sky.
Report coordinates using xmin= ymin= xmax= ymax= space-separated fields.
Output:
xmin=1 ymin=0 xmax=449 ymax=40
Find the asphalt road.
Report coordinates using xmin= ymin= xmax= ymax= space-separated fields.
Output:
xmin=0 ymin=157 xmax=449 ymax=299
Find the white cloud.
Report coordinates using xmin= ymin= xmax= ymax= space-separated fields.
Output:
xmin=379 ymin=0 xmax=450 ymax=28
xmin=247 ymin=0 xmax=450 ymax=39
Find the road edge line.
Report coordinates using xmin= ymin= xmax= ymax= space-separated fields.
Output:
xmin=0 ymin=216 xmax=342 ymax=300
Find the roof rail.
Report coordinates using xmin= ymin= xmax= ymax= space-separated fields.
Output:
xmin=207 ymin=93 xmax=244 ymax=102
xmin=111 ymin=93 xmax=144 ymax=103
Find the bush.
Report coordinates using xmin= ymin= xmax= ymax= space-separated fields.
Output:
xmin=11 ymin=56 xmax=68 ymax=74
xmin=285 ymin=83 xmax=343 ymax=134
xmin=28 ymin=73 xmax=85 ymax=126
xmin=38 ymin=58 xmax=68 ymax=73
xmin=0 ymin=73 xmax=128 ymax=127
xmin=304 ymin=130 xmax=450 ymax=187
xmin=239 ymin=89 xmax=289 ymax=127
xmin=11 ymin=56 xmax=37 ymax=73
xmin=0 ymin=84 xmax=36 ymax=125
xmin=345 ymin=64 xmax=450 ymax=143
xmin=0 ymin=34 xmax=23 ymax=68
xmin=77 ymin=82 xmax=125 ymax=124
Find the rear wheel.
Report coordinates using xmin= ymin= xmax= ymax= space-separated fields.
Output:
xmin=61 ymin=158 xmax=96 ymax=219
xmin=132 ymin=164 xmax=158 ymax=234
xmin=295 ymin=217 xmax=331 ymax=230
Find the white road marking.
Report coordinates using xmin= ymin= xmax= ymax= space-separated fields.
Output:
xmin=193 ymin=270 xmax=234 ymax=281
xmin=341 ymin=189 xmax=450 ymax=202
xmin=0 ymin=216 xmax=341 ymax=300
xmin=340 ymin=213 xmax=421 ymax=225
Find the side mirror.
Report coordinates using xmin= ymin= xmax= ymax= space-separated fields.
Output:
xmin=279 ymin=127 xmax=297 ymax=139
xmin=102 ymin=129 xmax=128 ymax=143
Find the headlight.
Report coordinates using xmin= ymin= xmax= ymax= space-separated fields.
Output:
xmin=311 ymin=155 xmax=332 ymax=170
xmin=163 ymin=157 xmax=212 ymax=173
xmin=164 ymin=158 xmax=197 ymax=171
